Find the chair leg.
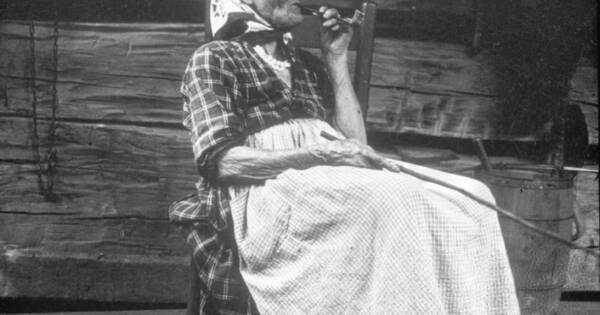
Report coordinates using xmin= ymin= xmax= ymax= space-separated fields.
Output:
xmin=187 ymin=255 xmax=200 ymax=315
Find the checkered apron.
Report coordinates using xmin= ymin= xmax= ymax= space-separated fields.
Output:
xmin=228 ymin=118 xmax=520 ymax=315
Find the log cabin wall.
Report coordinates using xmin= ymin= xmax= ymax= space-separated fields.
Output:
xmin=1 ymin=0 xmax=598 ymax=304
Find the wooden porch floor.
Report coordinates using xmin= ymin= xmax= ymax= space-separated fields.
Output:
xmin=8 ymin=301 xmax=600 ymax=315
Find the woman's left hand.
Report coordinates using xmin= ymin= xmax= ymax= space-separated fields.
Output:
xmin=319 ymin=6 xmax=353 ymax=59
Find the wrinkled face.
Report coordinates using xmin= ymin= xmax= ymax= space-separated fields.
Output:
xmin=246 ymin=0 xmax=304 ymax=30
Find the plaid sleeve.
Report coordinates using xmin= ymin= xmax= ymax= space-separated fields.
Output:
xmin=182 ymin=45 xmax=244 ymax=179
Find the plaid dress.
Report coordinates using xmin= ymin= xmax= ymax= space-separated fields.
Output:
xmin=169 ymin=39 xmax=333 ymax=314
xmin=170 ymin=39 xmax=520 ymax=314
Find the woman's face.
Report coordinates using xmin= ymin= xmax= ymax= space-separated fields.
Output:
xmin=248 ymin=0 xmax=304 ymax=30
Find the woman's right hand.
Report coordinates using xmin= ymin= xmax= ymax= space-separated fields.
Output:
xmin=309 ymin=139 xmax=401 ymax=172
xmin=319 ymin=6 xmax=353 ymax=59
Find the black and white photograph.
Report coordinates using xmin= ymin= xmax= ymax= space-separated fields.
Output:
xmin=0 ymin=1 xmax=598 ymax=314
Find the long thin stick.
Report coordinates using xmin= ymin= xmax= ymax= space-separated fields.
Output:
xmin=496 ymin=163 xmax=599 ymax=175
xmin=321 ymin=131 xmax=599 ymax=257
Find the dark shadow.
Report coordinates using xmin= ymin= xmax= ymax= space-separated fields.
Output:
xmin=0 ymin=297 xmax=185 ymax=314
xmin=561 ymin=291 xmax=600 ymax=301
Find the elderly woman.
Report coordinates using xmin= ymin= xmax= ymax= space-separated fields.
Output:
xmin=170 ymin=0 xmax=520 ymax=314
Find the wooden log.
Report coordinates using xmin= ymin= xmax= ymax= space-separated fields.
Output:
xmin=4 ymin=21 xmax=588 ymax=142
xmin=0 ymin=116 xmax=195 ymax=217
xmin=367 ymin=87 xmax=503 ymax=140
xmin=0 ymin=248 xmax=189 ymax=303
xmin=0 ymin=115 xmax=192 ymax=258
xmin=2 ymin=80 xmax=502 ymax=140
xmin=0 ymin=212 xmax=187 ymax=256
xmin=1 ymin=21 xmax=508 ymax=139
xmin=1 ymin=116 xmax=193 ymax=302
xmin=0 ymin=21 xmax=496 ymax=94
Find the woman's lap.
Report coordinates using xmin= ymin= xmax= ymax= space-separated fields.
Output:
xmin=229 ymin=165 xmax=517 ymax=314
xmin=259 ymin=165 xmax=496 ymax=238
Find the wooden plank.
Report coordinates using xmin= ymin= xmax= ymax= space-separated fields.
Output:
xmin=367 ymin=86 xmax=508 ymax=140
xmin=0 ymin=212 xmax=187 ymax=256
xmin=23 ymin=302 xmax=600 ymax=315
xmin=0 ymin=21 xmax=496 ymax=93
xmin=6 ymin=21 xmax=589 ymax=142
xmin=0 ymin=117 xmax=196 ymax=218
xmin=0 ymin=116 xmax=193 ymax=302
xmin=1 ymin=21 xmax=511 ymax=139
xmin=0 ymin=21 xmax=518 ymax=140
xmin=0 ymin=248 xmax=189 ymax=303
xmin=2 ymin=80 xmax=502 ymax=139
xmin=0 ymin=116 xmax=192 ymax=272
xmin=13 ymin=21 xmax=593 ymax=141
xmin=369 ymin=38 xmax=497 ymax=96
xmin=12 ymin=310 xmax=186 ymax=315
xmin=0 ymin=22 xmax=496 ymax=101
xmin=22 ymin=301 xmax=600 ymax=315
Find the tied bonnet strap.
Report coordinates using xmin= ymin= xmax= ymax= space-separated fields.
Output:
xmin=210 ymin=0 xmax=292 ymax=42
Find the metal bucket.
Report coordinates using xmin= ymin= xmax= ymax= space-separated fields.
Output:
xmin=475 ymin=166 xmax=576 ymax=315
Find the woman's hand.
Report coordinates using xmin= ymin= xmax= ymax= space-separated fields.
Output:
xmin=309 ymin=139 xmax=401 ymax=172
xmin=215 ymin=139 xmax=400 ymax=184
xmin=319 ymin=6 xmax=353 ymax=59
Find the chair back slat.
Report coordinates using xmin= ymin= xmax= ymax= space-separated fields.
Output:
xmin=355 ymin=1 xmax=376 ymax=118
xmin=204 ymin=0 xmax=213 ymax=42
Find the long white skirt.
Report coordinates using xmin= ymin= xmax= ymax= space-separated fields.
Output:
xmin=228 ymin=118 xmax=519 ymax=315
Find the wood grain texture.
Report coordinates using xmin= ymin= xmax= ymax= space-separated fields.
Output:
xmin=0 ymin=117 xmax=195 ymax=217
xmin=1 ymin=21 xmax=508 ymax=139
xmin=367 ymin=87 xmax=501 ymax=139
xmin=0 ymin=115 xmax=192 ymax=302
xmin=1 ymin=22 xmax=594 ymax=141
xmin=0 ymin=248 xmax=189 ymax=303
